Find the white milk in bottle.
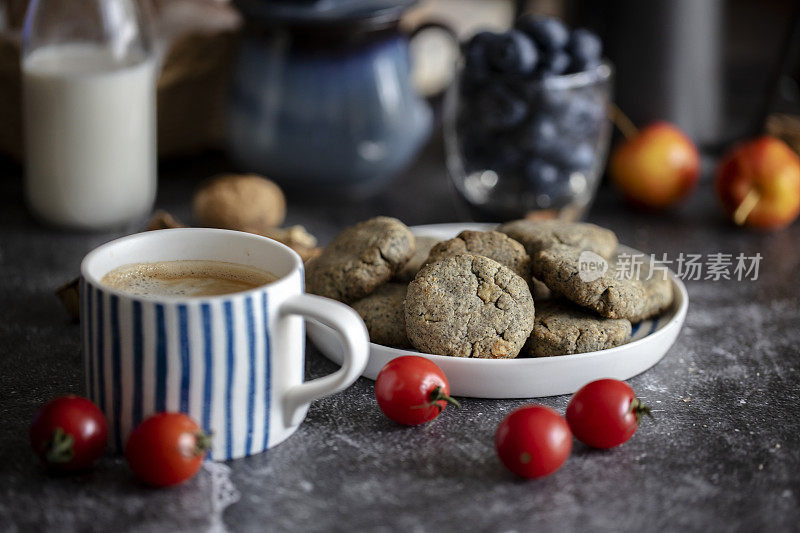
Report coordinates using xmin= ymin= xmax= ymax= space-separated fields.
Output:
xmin=23 ymin=46 xmax=156 ymax=229
xmin=22 ymin=0 xmax=156 ymax=230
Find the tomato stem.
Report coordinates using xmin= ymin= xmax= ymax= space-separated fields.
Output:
xmin=629 ymin=398 xmax=653 ymax=423
xmin=194 ymin=431 xmax=213 ymax=457
xmin=45 ymin=427 xmax=75 ymax=464
xmin=410 ymin=386 xmax=461 ymax=413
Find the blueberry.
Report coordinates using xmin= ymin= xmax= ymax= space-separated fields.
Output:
xmin=523 ymin=159 xmax=574 ymax=206
xmin=520 ymin=115 xmax=559 ymax=154
xmin=476 ymin=84 xmax=528 ymax=130
xmin=570 ymin=143 xmax=596 ymax=170
xmin=463 ymin=31 xmax=500 ymax=79
xmin=488 ymin=30 xmax=539 ymax=75
xmin=458 ymin=75 xmax=485 ymax=97
xmin=503 ymin=77 xmax=540 ymax=100
xmin=567 ymin=28 xmax=602 ymax=64
xmin=517 ymin=16 xmax=569 ymax=51
xmin=459 ymin=128 xmax=491 ymax=162
xmin=492 ymin=144 xmax=524 ymax=171
xmin=559 ymin=97 xmax=606 ymax=138
xmin=548 ymin=142 xmax=595 ymax=171
xmin=464 ymin=141 xmax=522 ymax=177
xmin=524 ymin=159 xmax=559 ymax=186
xmin=538 ymin=89 xmax=571 ymax=114
xmin=541 ymin=50 xmax=571 ymax=76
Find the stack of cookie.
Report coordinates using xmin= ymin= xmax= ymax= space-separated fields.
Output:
xmin=306 ymin=217 xmax=674 ymax=359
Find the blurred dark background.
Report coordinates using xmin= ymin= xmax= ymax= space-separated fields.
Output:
xmin=2 ymin=0 xmax=799 ymax=185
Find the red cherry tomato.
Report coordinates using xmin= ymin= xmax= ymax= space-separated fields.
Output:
xmin=30 ymin=395 xmax=108 ymax=471
xmin=566 ymin=379 xmax=652 ymax=449
xmin=374 ymin=355 xmax=460 ymax=425
xmin=125 ymin=412 xmax=210 ymax=487
xmin=495 ymin=405 xmax=572 ymax=479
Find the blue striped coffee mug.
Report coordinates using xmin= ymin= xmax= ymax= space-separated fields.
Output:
xmin=80 ymin=228 xmax=369 ymax=460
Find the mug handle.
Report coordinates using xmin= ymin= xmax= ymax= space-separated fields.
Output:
xmin=279 ymin=294 xmax=369 ymax=426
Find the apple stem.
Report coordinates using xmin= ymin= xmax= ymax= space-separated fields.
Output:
xmin=733 ymin=189 xmax=761 ymax=226
xmin=608 ymin=102 xmax=639 ymax=140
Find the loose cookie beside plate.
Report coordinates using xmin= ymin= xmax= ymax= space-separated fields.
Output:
xmin=525 ymin=300 xmax=632 ymax=357
xmin=306 ymin=216 xmax=415 ymax=303
xmin=405 ymin=254 xmax=534 ymax=359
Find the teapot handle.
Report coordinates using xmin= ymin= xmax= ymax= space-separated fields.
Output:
xmin=411 ymin=20 xmax=459 ymax=41
xmin=408 ymin=20 xmax=460 ymax=99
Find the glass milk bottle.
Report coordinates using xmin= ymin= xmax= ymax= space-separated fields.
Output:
xmin=22 ymin=0 xmax=157 ymax=230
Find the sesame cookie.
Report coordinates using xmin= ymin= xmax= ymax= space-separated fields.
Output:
xmin=351 ymin=283 xmax=411 ymax=348
xmin=405 ymin=254 xmax=534 ymax=359
xmin=532 ymin=244 xmax=645 ymax=320
xmin=525 ymin=300 xmax=632 ymax=357
xmin=628 ymin=270 xmax=674 ymax=323
xmin=423 ymin=230 xmax=532 ymax=281
xmin=306 ymin=217 xmax=415 ymax=303
xmin=497 ymin=219 xmax=618 ymax=259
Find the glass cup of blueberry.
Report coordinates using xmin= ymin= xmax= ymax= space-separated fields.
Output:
xmin=444 ymin=16 xmax=613 ymax=221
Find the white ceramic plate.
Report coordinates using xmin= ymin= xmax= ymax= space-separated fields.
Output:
xmin=308 ymin=223 xmax=689 ymax=399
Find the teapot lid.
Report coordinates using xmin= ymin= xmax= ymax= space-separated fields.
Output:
xmin=234 ymin=0 xmax=417 ymax=26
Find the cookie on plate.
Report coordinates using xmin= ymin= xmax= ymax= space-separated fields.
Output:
xmin=395 ymin=236 xmax=440 ymax=282
xmin=628 ymin=270 xmax=674 ymax=323
xmin=423 ymin=230 xmax=531 ymax=281
xmin=497 ymin=219 xmax=618 ymax=259
xmin=405 ymin=254 xmax=534 ymax=359
xmin=351 ymin=283 xmax=411 ymax=348
xmin=306 ymin=217 xmax=415 ymax=303
xmin=525 ymin=300 xmax=632 ymax=357
xmin=532 ymin=244 xmax=645 ymax=320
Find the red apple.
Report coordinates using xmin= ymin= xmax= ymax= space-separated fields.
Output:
xmin=610 ymin=122 xmax=700 ymax=209
xmin=715 ymin=136 xmax=800 ymax=230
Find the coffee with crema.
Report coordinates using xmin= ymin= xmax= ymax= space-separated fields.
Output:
xmin=101 ymin=260 xmax=277 ymax=297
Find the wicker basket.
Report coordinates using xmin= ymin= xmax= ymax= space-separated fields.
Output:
xmin=155 ymin=29 xmax=240 ymax=157
xmin=0 ymin=0 xmax=241 ymax=161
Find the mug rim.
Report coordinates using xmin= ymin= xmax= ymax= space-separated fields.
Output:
xmin=80 ymin=228 xmax=304 ymax=304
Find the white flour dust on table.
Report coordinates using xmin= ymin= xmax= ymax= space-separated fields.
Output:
xmin=204 ymin=462 xmax=241 ymax=533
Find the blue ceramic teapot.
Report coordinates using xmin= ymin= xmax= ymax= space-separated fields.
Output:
xmin=228 ymin=0 xmax=439 ymax=195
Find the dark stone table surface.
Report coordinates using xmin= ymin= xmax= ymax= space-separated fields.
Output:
xmin=1 ymin=142 xmax=799 ymax=532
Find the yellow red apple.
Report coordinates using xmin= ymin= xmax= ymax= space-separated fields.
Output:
xmin=609 ymin=122 xmax=700 ymax=209
xmin=715 ymin=136 xmax=800 ymax=230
